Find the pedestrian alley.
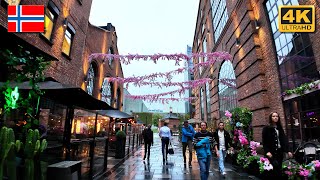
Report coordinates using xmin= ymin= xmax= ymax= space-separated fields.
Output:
xmin=98 ymin=134 xmax=259 ymax=180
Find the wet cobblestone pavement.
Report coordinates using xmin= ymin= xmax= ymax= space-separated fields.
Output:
xmin=100 ymin=134 xmax=259 ymax=180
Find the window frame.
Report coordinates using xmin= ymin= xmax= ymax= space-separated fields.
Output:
xmin=62 ymin=23 xmax=76 ymax=57
xmin=41 ymin=1 xmax=60 ymax=42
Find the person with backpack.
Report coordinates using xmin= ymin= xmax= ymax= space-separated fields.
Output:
xmin=142 ymin=124 xmax=154 ymax=161
xmin=182 ymin=120 xmax=195 ymax=167
xmin=194 ymin=122 xmax=219 ymax=180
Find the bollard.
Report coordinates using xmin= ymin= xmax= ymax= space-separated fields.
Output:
xmin=132 ymin=134 xmax=135 ymax=150
xmin=136 ymin=134 xmax=139 ymax=147
xmin=128 ymin=134 xmax=131 ymax=154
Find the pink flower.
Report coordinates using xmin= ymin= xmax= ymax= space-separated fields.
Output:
xmin=239 ymin=135 xmax=248 ymax=145
xmin=225 ymin=110 xmax=232 ymax=118
xmin=299 ymin=169 xmax=310 ymax=177
xmin=285 ymin=171 xmax=293 ymax=176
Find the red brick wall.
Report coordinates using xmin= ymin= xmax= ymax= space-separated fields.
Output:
xmin=192 ymin=0 xmax=320 ymax=142
xmin=84 ymin=24 xmax=124 ymax=110
xmin=0 ymin=0 xmax=124 ymax=110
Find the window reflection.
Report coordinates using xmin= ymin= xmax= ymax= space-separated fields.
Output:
xmin=211 ymin=0 xmax=228 ymax=42
xmin=266 ymin=0 xmax=319 ymax=91
xmin=38 ymin=98 xmax=66 ymax=165
xmin=218 ymin=61 xmax=237 ymax=118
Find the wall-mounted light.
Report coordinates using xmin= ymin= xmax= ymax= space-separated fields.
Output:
xmin=254 ymin=19 xmax=260 ymax=30
xmin=84 ymin=76 xmax=88 ymax=83
xmin=102 ymin=60 xmax=105 ymax=64
xmin=236 ymin=38 xmax=240 ymax=47
xmin=207 ymin=30 xmax=210 ymax=35
xmin=63 ymin=18 xmax=68 ymax=27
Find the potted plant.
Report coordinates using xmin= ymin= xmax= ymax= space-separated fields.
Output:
xmin=115 ymin=127 xmax=126 ymax=159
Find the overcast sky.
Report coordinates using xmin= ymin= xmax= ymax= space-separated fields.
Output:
xmin=89 ymin=0 xmax=199 ymax=113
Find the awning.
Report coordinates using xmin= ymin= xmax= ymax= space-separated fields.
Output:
xmin=97 ymin=110 xmax=133 ymax=119
xmin=0 ymin=80 xmax=115 ymax=110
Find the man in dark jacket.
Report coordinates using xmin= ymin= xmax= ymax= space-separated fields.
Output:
xmin=142 ymin=124 xmax=153 ymax=161
xmin=213 ymin=121 xmax=233 ymax=176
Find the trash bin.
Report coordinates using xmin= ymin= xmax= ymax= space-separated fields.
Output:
xmin=47 ymin=161 xmax=81 ymax=180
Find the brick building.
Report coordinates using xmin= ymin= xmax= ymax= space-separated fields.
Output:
xmin=192 ymin=0 xmax=320 ymax=145
xmin=0 ymin=0 xmax=123 ymax=109
xmin=0 ymin=0 xmax=125 ymax=178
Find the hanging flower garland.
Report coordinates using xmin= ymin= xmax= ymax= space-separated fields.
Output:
xmin=89 ymin=51 xmax=232 ymax=65
xmin=108 ymin=77 xmax=212 ymax=89
xmin=125 ymin=95 xmax=197 ymax=104
xmin=90 ymin=51 xmax=233 ymax=103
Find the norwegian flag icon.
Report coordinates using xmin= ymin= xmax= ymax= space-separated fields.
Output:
xmin=8 ymin=5 xmax=44 ymax=32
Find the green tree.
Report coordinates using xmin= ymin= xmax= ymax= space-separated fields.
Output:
xmin=151 ymin=113 xmax=163 ymax=127
xmin=1 ymin=46 xmax=50 ymax=129
xmin=135 ymin=112 xmax=152 ymax=125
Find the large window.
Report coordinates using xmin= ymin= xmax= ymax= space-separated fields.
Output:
xmin=203 ymin=37 xmax=207 ymax=62
xmin=200 ymin=87 xmax=204 ymax=120
xmin=108 ymin=48 xmax=114 ymax=68
xmin=218 ymin=61 xmax=237 ymax=118
xmin=101 ymin=78 xmax=112 ymax=105
xmin=266 ymin=0 xmax=319 ymax=90
xmin=206 ymin=82 xmax=211 ymax=121
xmin=86 ymin=64 xmax=95 ymax=96
xmin=42 ymin=1 xmax=59 ymax=41
xmin=211 ymin=0 xmax=228 ymax=42
xmin=62 ymin=23 xmax=75 ymax=56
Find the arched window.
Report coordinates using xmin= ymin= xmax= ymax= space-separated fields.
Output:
xmin=108 ymin=48 xmax=114 ymax=68
xmin=101 ymin=78 xmax=112 ymax=105
xmin=218 ymin=61 xmax=237 ymax=118
xmin=86 ymin=63 xmax=96 ymax=96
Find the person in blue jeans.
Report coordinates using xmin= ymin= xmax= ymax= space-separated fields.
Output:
xmin=159 ymin=122 xmax=171 ymax=164
xmin=213 ymin=121 xmax=233 ymax=176
xmin=182 ymin=120 xmax=195 ymax=167
xmin=194 ymin=122 xmax=219 ymax=180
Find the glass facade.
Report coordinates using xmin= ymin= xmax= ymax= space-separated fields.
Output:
xmin=266 ymin=0 xmax=320 ymax=150
xmin=218 ymin=61 xmax=237 ymax=118
xmin=266 ymin=0 xmax=319 ymax=91
xmin=211 ymin=0 xmax=228 ymax=42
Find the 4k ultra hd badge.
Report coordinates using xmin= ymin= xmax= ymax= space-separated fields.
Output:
xmin=278 ymin=5 xmax=315 ymax=33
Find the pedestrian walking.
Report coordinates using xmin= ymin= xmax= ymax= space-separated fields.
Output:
xmin=182 ymin=120 xmax=195 ymax=167
xmin=194 ymin=122 xmax=219 ymax=180
xmin=262 ymin=112 xmax=293 ymax=178
xmin=142 ymin=124 xmax=153 ymax=161
xmin=213 ymin=121 xmax=233 ymax=176
xmin=159 ymin=122 xmax=171 ymax=164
